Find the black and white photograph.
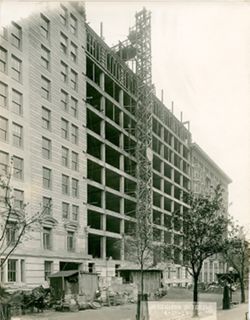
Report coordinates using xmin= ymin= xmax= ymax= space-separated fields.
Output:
xmin=0 ymin=1 xmax=249 ymax=319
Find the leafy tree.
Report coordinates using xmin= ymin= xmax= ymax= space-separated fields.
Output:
xmin=0 ymin=160 xmax=47 ymax=272
xmin=223 ymin=223 xmax=250 ymax=303
xmin=178 ymin=185 xmax=228 ymax=316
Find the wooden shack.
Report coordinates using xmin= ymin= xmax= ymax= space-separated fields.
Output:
xmin=49 ymin=270 xmax=98 ymax=301
xmin=118 ymin=266 xmax=163 ymax=294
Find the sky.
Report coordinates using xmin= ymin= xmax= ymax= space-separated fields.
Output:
xmin=86 ymin=1 xmax=250 ymax=230
xmin=1 ymin=1 xmax=249 ymax=232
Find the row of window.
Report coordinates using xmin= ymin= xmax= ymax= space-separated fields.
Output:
xmin=40 ymin=8 xmax=78 ymax=41
xmin=42 ymin=197 xmax=78 ymax=221
xmin=0 ymin=151 xmax=23 ymax=178
xmin=0 ymin=188 xmax=24 ymax=210
xmin=0 ymin=116 xmax=23 ymax=147
xmin=60 ymin=90 xmax=78 ymax=117
xmin=0 ymin=47 xmax=22 ymax=82
xmin=43 ymin=167 xmax=79 ymax=197
xmin=43 ymin=227 xmax=75 ymax=252
xmin=41 ymin=41 xmax=77 ymax=72
xmin=0 ymin=82 xmax=23 ymax=115
xmin=0 ymin=259 xmax=25 ymax=283
xmin=59 ymin=4 xmax=78 ymax=35
xmin=60 ymin=34 xmax=78 ymax=62
xmin=41 ymin=69 xmax=78 ymax=102
xmin=61 ymin=118 xmax=79 ymax=143
xmin=42 ymin=137 xmax=79 ymax=168
xmin=0 ymin=22 xmax=22 ymax=50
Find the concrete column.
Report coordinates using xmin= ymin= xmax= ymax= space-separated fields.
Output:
xmin=119 ymin=90 xmax=124 ymax=107
xmin=100 ymin=72 xmax=105 ymax=91
xmin=160 ymin=195 xmax=164 ymax=210
xmin=101 ymin=236 xmax=106 ymax=259
xmin=120 ymin=220 xmax=125 ymax=260
xmin=101 ymin=166 xmax=105 ymax=186
xmin=101 ymin=142 xmax=105 ymax=162
xmin=120 ymin=154 xmax=124 ymax=172
xmin=160 ymin=177 xmax=164 ymax=193
xmin=101 ymin=214 xmax=106 ymax=231
xmin=160 ymin=159 xmax=164 ymax=175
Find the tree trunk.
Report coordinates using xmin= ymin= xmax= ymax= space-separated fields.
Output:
xmin=137 ymin=265 xmax=145 ymax=320
xmin=141 ymin=266 xmax=144 ymax=295
xmin=240 ymin=278 xmax=245 ymax=303
xmin=193 ymin=274 xmax=199 ymax=317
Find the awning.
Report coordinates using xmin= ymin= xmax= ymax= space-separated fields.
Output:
xmin=49 ymin=270 xmax=79 ymax=278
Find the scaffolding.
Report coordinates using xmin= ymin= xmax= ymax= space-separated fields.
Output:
xmin=133 ymin=8 xmax=153 ymax=237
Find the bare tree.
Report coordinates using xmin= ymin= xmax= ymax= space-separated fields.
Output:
xmin=223 ymin=222 xmax=250 ymax=303
xmin=178 ymin=185 xmax=228 ymax=316
xmin=0 ymin=161 xmax=47 ymax=270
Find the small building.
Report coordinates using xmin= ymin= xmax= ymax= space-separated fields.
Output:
xmin=118 ymin=266 xmax=163 ymax=294
xmin=49 ymin=270 xmax=98 ymax=301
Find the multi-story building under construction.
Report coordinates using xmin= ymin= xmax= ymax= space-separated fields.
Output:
xmin=0 ymin=2 xmax=230 ymax=290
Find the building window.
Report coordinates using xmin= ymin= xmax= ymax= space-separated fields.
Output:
xmin=61 ymin=118 xmax=69 ymax=139
xmin=0 ymin=26 xmax=7 ymax=39
xmin=62 ymin=202 xmax=69 ymax=219
xmin=43 ymin=227 xmax=52 ymax=250
xmin=42 ymin=137 xmax=51 ymax=160
xmin=0 ymin=82 xmax=8 ymax=108
xmin=0 ymin=46 xmax=7 ymax=73
xmin=13 ymin=189 xmax=24 ymax=210
xmin=42 ymin=107 xmax=51 ymax=130
xmin=8 ymin=259 xmax=17 ymax=282
xmin=41 ymin=76 xmax=50 ymax=100
xmin=62 ymin=174 xmax=69 ymax=195
xmin=62 ymin=146 xmax=69 ymax=167
xmin=88 ymin=263 xmax=95 ymax=273
xmin=70 ymin=69 xmax=77 ymax=91
xmin=71 ymin=151 xmax=78 ymax=171
xmin=60 ymin=90 xmax=68 ymax=111
xmin=70 ymin=97 xmax=78 ymax=117
xmin=40 ymin=14 xmax=50 ymax=39
xmin=43 ymin=167 xmax=52 ymax=189
xmin=44 ymin=261 xmax=53 ymax=280
xmin=72 ymin=178 xmax=79 ymax=198
xmin=13 ymin=156 xmax=23 ymax=180
xmin=70 ymin=42 xmax=77 ymax=62
xmin=11 ymin=55 xmax=22 ymax=82
xmin=43 ymin=197 xmax=52 ymax=215
xmin=59 ymin=4 xmax=67 ymax=25
xmin=0 ymin=151 xmax=8 ymax=175
xmin=72 ymin=205 xmax=79 ymax=221
xmin=11 ymin=22 xmax=22 ymax=49
xmin=6 ymin=222 xmax=17 ymax=246
xmin=70 ymin=14 xmax=77 ymax=35
xmin=60 ymin=32 xmax=68 ymax=54
xmin=0 ymin=116 xmax=8 ymax=141
xmin=12 ymin=89 xmax=22 ymax=115
xmin=12 ymin=123 xmax=23 ymax=148
xmin=177 ymin=267 xmax=181 ymax=279
xmin=60 ymin=61 xmax=68 ymax=83
xmin=41 ymin=45 xmax=50 ymax=70
xmin=71 ymin=124 xmax=78 ymax=144
xmin=67 ymin=231 xmax=75 ymax=252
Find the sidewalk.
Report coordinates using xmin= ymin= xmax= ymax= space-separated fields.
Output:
xmin=15 ymin=301 xmax=249 ymax=320
xmin=217 ymin=303 xmax=248 ymax=320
